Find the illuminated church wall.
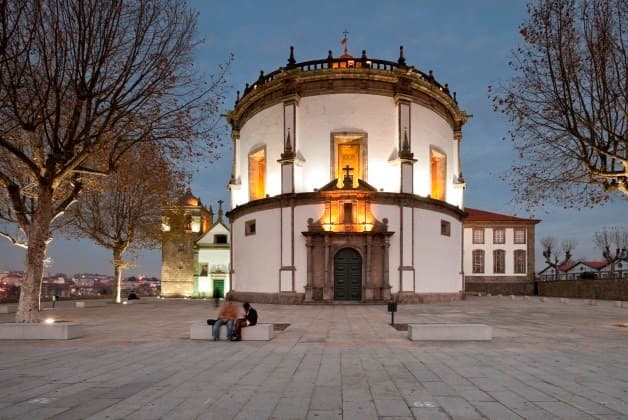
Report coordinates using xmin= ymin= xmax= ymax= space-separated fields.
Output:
xmin=226 ymin=47 xmax=469 ymax=303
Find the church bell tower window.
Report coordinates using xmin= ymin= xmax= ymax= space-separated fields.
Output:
xmin=248 ymin=147 xmax=266 ymax=201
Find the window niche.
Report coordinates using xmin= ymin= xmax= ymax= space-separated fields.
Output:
xmin=331 ymin=133 xmax=367 ymax=188
xmin=214 ymin=234 xmax=227 ymax=244
xmin=245 ymin=220 xmax=256 ymax=236
xmin=440 ymin=220 xmax=451 ymax=236
xmin=248 ymin=146 xmax=266 ymax=201
xmin=430 ymin=147 xmax=446 ymax=200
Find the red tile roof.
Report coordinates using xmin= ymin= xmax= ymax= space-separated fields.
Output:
xmin=581 ymin=260 xmax=607 ymax=270
xmin=464 ymin=208 xmax=540 ymax=223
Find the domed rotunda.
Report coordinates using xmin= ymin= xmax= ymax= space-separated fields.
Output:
xmin=226 ymin=45 xmax=469 ymax=303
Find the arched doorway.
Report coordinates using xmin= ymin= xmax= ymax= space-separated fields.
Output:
xmin=334 ymin=248 xmax=362 ymax=300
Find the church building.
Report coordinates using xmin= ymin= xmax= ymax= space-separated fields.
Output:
xmin=225 ymin=44 xmax=470 ymax=303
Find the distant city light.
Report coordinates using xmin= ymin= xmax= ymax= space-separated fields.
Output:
xmin=44 ymin=318 xmax=55 ymax=324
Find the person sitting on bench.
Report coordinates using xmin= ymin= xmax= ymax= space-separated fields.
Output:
xmin=212 ymin=299 xmax=238 ymax=341
xmin=231 ymin=302 xmax=258 ymax=341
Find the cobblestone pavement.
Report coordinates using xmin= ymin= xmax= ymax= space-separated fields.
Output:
xmin=0 ymin=296 xmax=627 ymax=419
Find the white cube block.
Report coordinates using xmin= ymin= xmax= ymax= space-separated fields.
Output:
xmin=0 ymin=304 xmax=17 ymax=313
xmin=190 ymin=323 xmax=273 ymax=341
xmin=75 ymin=300 xmax=107 ymax=308
xmin=0 ymin=322 xmax=84 ymax=340
xmin=408 ymin=324 xmax=492 ymax=341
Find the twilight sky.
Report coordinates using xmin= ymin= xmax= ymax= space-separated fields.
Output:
xmin=0 ymin=0 xmax=625 ymax=277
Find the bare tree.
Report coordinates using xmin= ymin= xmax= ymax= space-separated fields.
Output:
xmin=64 ymin=144 xmax=186 ymax=303
xmin=490 ymin=0 xmax=628 ymax=209
xmin=593 ymin=227 xmax=628 ymax=277
xmin=0 ymin=1 xmax=228 ymax=322
xmin=541 ymin=237 xmax=576 ymax=280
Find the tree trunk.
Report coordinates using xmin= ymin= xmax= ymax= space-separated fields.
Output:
xmin=15 ymin=187 xmax=54 ymax=323
xmin=113 ymin=248 xmax=123 ymax=304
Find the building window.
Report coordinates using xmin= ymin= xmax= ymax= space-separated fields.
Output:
xmin=248 ymin=147 xmax=266 ymax=201
xmin=472 ymin=228 xmax=484 ymax=244
xmin=199 ymin=263 xmax=208 ymax=277
xmin=493 ymin=250 xmax=506 ymax=274
xmin=214 ymin=234 xmax=227 ymax=244
xmin=245 ymin=220 xmax=256 ymax=236
xmin=430 ymin=148 xmax=446 ymax=200
xmin=514 ymin=228 xmax=526 ymax=244
xmin=343 ymin=203 xmax=353 ymax=224
xmin=441 ymin=220 xmax=451 ymax=236
xmin=472 ymin=250 xmax=485 ymax=273
xmin=514 ymin=250 xmax=527 ymax=273
xmin=184 ymin=213 xmax=192 ymax=232
xmin=493 ymin=228 xmax=505 ymax=244
xmin=332 ymin=133 xmax=366 ymax=188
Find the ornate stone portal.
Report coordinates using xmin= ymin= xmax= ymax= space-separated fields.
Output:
xmin=303 ymin=174 xmax=393 ymax=302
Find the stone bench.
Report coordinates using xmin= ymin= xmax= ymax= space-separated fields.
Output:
xmin=75 ymin=300 xmax=108 ymax=308
xmin=0 ymin=304 xmax=17 ymax=313
xmin=408 ymin=324 xmax=492 ymax=341
xmin=190 ymin=323 xmax=274 ymax=341
xmin=0 ymin=322 xmax=84 ymax=340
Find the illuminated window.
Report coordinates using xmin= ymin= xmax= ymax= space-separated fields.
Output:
xmin=430 ymin=149 xmax=446 ymax=200
xmin=514 ymin=228 xmax=526 ymax=244
xmin=514 ymin=250 xmax=527 ymax=273
xmin=493 ymin=250 xmax=505 ymax=273
xmin=248 ymin=147 xmax=266 ymax=201
xmin=472 ymin=250 xmax=485 ymax=273
xmin=332 ymin=133 xmax=366 ymax=188
xmin=441 ymin=220 xmax=451 ymax=236
xmin=493 ymin=228 xmax=505 ymax=244
xmin=472 ymin=228 xmax=484 ymax=244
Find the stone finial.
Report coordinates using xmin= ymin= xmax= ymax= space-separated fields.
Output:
xmin=235 ymin=90 xmax=240 ymax=104
xmin=285 ymin=128 xmax=293 ymax=153
xmin=208 ymin=205 xmax=214 ymax=225
xmin=398 ymin=45 xmax=407 ymax=67
xmin=258 ymin=70 xmax=264 ymax=82
xmin=217 ymin=200 xmax=224 ymax=223
xmin=287 ymin=45 xmax=297 ymax=68
xmin=361 ymin=50 xmax=367 ymax=59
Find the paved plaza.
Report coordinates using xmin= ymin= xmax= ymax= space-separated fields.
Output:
xmin=0 ymin=296 xmax=627 ymax=419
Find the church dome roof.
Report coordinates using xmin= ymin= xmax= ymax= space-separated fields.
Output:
xmin=181 ymin=188 xmax=200 ymax=206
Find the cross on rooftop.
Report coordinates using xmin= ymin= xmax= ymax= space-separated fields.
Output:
xmin=343 ymin=165 xmax=354 ymax=178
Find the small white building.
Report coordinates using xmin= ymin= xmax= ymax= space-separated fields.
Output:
xmin=196 ymin=221 xmax=231 ymax=297
xmin=463 ymin=208 xmax=539 ymax=295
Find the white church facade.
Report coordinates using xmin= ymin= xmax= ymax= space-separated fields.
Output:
xmin=225 ymin=46 xmax=470 ymax=303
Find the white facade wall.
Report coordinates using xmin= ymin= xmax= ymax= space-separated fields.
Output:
xmin=233 ymin=94 xmax=462 ymax=209
xmin=231 ymin=208 xmax=281 ymax=293
xmin=463 ymin=227 xmax=528 ymax=276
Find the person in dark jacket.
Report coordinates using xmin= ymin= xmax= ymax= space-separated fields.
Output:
xmin=231 ymin=302 xmax=258 ymax=341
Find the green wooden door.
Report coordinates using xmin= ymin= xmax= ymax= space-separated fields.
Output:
xmin=213 ymin=279 xmax=224 ymax=298
xmin=334 ymin=248 xmax=362 ymax=300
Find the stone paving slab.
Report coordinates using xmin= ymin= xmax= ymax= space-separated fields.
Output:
xmin=0 ymin=296 xmax=626 ymax=419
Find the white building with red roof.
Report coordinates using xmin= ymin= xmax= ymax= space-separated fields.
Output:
xmin=463 ymin=208 xmax=540 ymax=295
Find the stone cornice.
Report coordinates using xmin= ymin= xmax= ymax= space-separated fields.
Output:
xmin=226 ymin=191 xmax=466 ymax=222
xmin=227 ymin=67 xmax=468 ymax=132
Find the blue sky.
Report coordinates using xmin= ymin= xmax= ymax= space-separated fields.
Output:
xmin=1 ymin=0 xmax=625 ymax=277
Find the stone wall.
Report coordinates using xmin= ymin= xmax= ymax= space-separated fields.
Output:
xmin=465 ymin=281 xmax=536 ymax=296
xmin=538 ymin=279 xmax=628 ymax=301
xmin=161 ymin=233 xmax=197 ymax=297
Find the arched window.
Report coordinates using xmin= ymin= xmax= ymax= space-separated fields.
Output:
xmin=493 ymin=250 xmax=506 ymax=274
xmin=472 ymin=250 xmax=485 ymax=273
xmin=248 ymin=147 xmax=266 ymax=201
xmin=431 ymin=148 xmax=446 ymax=200
xmin=514 ymin=250 xmax=527 ymax=274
